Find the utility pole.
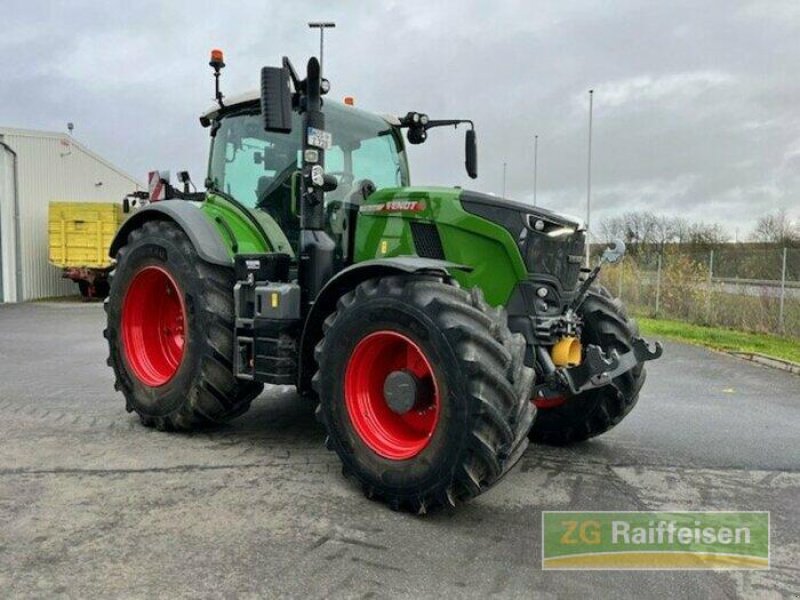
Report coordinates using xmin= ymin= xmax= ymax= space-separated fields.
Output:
xmin=533 ymin=134 xmax=539 ymax=206
xmin=308 ymin=22 xmax=336 ymax=75
xmin=585 ymin=89 xmax=594 ymax=265
xmin=779 ymin=247 xmax=788 ymax=334
xmin=502 ymin=161 xmax=507 ymax=198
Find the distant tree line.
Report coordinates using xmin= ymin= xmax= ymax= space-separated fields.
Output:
xmin=596 ymin=209 xmax=799 ymax=280
xmin=598 ymin=209 xmax=799 ymax=252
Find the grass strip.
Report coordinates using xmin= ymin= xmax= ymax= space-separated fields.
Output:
xmin=636 ymin=316 xmax=800 ymax=364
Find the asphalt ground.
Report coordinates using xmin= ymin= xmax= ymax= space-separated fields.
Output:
xmin=0 ymin=301 xmax=798 ymax=599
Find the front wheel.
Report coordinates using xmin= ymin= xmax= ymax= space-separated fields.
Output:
xmin=313 ymin=275 xmax=536 ymax=513
xmin=104 ymin=220 xmax=262 ymax=430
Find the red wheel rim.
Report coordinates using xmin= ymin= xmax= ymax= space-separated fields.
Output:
xmin=121 ymin=266 xmax=186 ymax=387
xmin=533 ymin=394 xmax=567 ymax=409
xmin=344 ymin=331 xmax=440 ymax=460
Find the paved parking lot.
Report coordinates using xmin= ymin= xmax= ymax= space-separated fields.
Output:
xmin=1 ymin=301 xmax=798 ymax=598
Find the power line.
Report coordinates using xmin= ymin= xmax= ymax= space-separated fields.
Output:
xmin=585 ymin=89 xmax=594 ymax=265
xmin=533 ymin=134 xmax=538 ymax=206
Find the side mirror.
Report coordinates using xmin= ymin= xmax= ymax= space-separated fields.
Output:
xmin=465 ymin=129 xmax=478 ymax=179
xmin=600 ymin=239 xmax=626 ymax=264
xmin=260 ymin=66 xmax=292 ymax=133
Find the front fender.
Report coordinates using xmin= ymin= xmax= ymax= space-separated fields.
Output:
xmin=297 ymin=257 xmax=472 ymax=391
xmin=109 ymin=201 xmax=232 ymax=266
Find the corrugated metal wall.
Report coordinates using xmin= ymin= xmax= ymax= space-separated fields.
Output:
xmin=0 ymin=128 xmax=141 ymax=301
xmin=0 ymin=144 xmax=16 ymax=302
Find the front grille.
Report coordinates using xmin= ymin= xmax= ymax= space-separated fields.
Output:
xmin=523 ymin=230 xmax=585 ymax=292
xmin=411 ymin=222 xmax=445 ymax=259
xmin=461 ymin=192 xmax=585 ymax=295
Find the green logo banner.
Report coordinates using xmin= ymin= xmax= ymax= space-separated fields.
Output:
xmin=542 ymin=511 xmax=769 ymax=570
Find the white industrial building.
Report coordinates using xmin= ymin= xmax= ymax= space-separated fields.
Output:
xmin=0 ymin=128 xmax=141 ymax=302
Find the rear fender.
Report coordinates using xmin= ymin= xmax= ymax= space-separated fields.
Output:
xmin=109 ymin=202 xmax=232 ymax=266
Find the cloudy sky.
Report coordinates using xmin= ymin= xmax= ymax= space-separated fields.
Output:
xmin=2 ymin=0 xmax=798 ymax=238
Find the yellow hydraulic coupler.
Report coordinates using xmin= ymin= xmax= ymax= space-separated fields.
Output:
xmin=551 ymin=336 xmax=582 ymax=367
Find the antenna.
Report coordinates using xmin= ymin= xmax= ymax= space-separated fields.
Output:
xmin=308 ymin=22 xmax=336 ymax=76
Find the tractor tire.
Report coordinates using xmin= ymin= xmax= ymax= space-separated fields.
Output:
xmin=94 ymin=279 xmax=110 ymax=299
xmin=104 ymin=220 xmax=263 ymax=431
xmin=530 ymin=285 xmax=646 ymax=445
xmin=313 ymin=275 xmax=536 ymax=513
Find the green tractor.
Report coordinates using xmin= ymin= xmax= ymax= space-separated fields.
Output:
xmin=104 ymin=52 xmax=662 ymax=512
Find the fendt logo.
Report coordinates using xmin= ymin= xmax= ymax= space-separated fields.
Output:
xmin=360 ymin=200 xmax=426 ymax=214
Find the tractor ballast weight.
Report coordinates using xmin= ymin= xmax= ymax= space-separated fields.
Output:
xmin=104 ymin=52 xmax=661 ymax=512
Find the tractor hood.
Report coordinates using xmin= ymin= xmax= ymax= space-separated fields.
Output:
xmin=361 ymin=186 xmax=581 ymax=228
xmin=457 ymin=189 xmax=586 ymax=296
xmin=355 ymin=186 xmax=586 ymax=305
xmin=458 ymin=190 xmax=582 ymax=231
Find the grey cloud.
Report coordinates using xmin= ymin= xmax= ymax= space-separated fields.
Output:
xmin=2 ymin=0 xmax=798 ymax=238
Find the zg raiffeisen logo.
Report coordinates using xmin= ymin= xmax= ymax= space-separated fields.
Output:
xmin=542 ymin=511 xmax=769 ymax=570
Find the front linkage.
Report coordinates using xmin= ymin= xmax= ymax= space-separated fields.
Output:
xmin=529 ymin=240 xmax=662 ymax=408
xmin=546 ymin=336 xmax=663 ymax=397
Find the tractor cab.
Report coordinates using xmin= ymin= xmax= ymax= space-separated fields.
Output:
xmin=202 ymin=95 xmax=409 ymax=265
xmin=199 ymin=52 xmax=476 ymax=275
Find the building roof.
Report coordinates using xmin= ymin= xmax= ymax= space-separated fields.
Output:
xmin=0 ymin=126 xmax=142 ymax=188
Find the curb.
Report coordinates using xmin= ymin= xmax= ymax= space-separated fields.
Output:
xmin=726 ymin=351 xmax=800 ymax=376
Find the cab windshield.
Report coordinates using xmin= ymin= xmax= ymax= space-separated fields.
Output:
xmin=208 ymin=102 xmax=409 ymax=210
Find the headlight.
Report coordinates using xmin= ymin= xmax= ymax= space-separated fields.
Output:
xmin=546 ymin=227 xmax=576 ymax=238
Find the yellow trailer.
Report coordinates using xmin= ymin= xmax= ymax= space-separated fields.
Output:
xmin=48 ymin=201 xmax=123 ymax=298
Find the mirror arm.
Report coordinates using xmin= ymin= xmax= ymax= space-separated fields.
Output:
xmin=423 ymin=119 xmax=474 ymax=131
xmin=397 ymin=117 xmax=474 ymax=131
xmin=282 ymin=56 xmax=301 ymax=90
xmin=281 ymin=56 xmax=303 ymax=109
xmin=398 ymin=114 xmax=477 ymax=177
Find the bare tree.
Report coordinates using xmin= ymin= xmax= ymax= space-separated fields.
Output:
xmin=599 ymin=211 xmax=727 ymax=259
xmin=598 ymin=212 xmax=658 ymax=259
xmin=624 ymin=212 xmax=659 ymax=246
xmin=652 ymin=215 xmax=685 ymax=253
xmin=686 ymin=222 xmax=729 ymax=247
xmin=750 ymin=209 xmax=800 ymax=245
xmin=670 ymin=217 xmax=692 ymax=244
xmin=600 ymin=215 xmax=627 ymax=244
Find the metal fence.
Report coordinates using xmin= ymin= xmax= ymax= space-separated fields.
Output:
xmin=595 ymin=246 xmax=800 ymax=339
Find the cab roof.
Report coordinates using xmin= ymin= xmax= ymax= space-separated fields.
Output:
xmin=200 ymin=90 xmax=400 ymax=127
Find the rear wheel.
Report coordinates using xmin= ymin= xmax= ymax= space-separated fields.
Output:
xmin=530 ymin=285 xmax=645 ymax=445
xmin=104 ymin=220 xmax=262 ymax=430
xmin=314 ymin=275 xmax=536 ymax=513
